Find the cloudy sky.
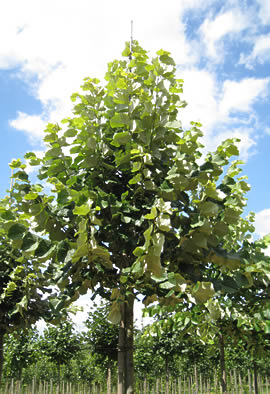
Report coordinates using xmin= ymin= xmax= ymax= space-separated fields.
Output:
xmin=1 ymin=0 xmax=270 ymax=328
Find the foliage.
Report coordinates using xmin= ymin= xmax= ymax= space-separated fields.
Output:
xmin=3 ymin=328 xmax=38 ymax=380
xmin=83 ymin=301 xmax=118 ymax=367
xmin=4 ymin=41 xmax=270 ymax=392
xmin=7 ymin=41 xmax=256 ymax=321
xmin=38 ymin=320 xmax=81 ymax=381
xmin=0 ymin=198 xmax=52 ymax=333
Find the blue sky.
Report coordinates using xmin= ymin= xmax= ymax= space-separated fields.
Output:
xmin=1 ymin=0 xmax=270 ymax=328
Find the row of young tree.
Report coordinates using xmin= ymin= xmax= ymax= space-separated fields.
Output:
xmin=2 ymin=302 xmax=270 ymax=391
xmin=0 ymin=40 xmax=269 ymax=393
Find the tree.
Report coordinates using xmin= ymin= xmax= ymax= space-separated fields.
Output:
xmin=39 ymin=320 xmax=81 ymax=382
xmin=3 ymin=327 xmax=38 ymax=381
xmin=0 ymin=197 xmax=52 ymax=385
xmin=8 ymin=41 xmax=256 ymax=393
xmin=83 ymin=302 xmax=118 ymax=393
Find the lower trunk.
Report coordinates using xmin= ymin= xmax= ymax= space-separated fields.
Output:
xmin=118 ymin=296 xmax=134 ymax=394
xmin=0 ymin=331 xmax=4 ymax=387
xmin=219 ymin=334 xmax=227 ymax=393
xmin=194 ymin=362 xmax=198 ymax=394
xmin=253 ymin=360 xmax=258 ymax=394
xmin=107 ymin=366 xmax=112 ymax=394
xmin=165 ymin=358 xmax=169 ymax=394
xmin=57 ymin=361 xmax=61 ymax=385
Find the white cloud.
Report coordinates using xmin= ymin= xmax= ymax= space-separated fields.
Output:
xmin=178 ymin=70 xmax=267 ymax=160
xmin=255 ymin=209 xmax=270 ymax=237
xmin=199 ymin=9 xmax=250 ymax=61
xmin=257 ymin=0 xmax=270 ymax=24
xmin=204 ymin=127 xmax=257 ymax=161
xmin=2 ymin=0 xmax=269 ymax=164
xmin=219 ymin=78 xmax=270 ymax=117
xmin=9 ymin=112 xmax=47 ymax=141
xmin=2 ymin=0 xmax=198 ymax=142
xmin=179 ymin=68 xmax=219 ymax=130
xmin=239 ymin=33 xmax=270 ymax=68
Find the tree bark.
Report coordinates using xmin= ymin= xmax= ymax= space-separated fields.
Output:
xmin=0 ymin=331 xmax=4 ymax=387
xmin=165 ymin=357 xmax=169 ymax=394
xmin=253 ymin=360 xmax=258 ymax=394
xmin=219 ymin=334 xmax=227 ymax=393
xmin=107 ymin=366 xmax=112 ymax=394
xmin=118 ymin=296 xmax=134 ymax=394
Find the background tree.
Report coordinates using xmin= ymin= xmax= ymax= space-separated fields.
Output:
xmin=83 ymin=302 xmax=118 ymax=393
xmin=0 ymin=196 xmax=52 ymax=385
xmin=7 ymin=41 xmax=260 ymax=393
xmin=39 ymin=320 xmax=81 ymax=382
xmin=3 ymin=327 xmax=38 ymax=381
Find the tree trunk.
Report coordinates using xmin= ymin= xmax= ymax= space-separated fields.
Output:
xmin=0 ymin=331 xmax=4 ymax=387
xmin=107 ymin=365 xmax=112 ymax=394
xmin=57 ymin=361 xmax=61 ymax=385
xmin=165 ymin=357 xmax=169 ymax=394
xmin=194 ymin=362 xmax=198 ymax=394
xmin=253 ymin=360 xmax=258 ymax=394
xmin=219 ymin=334 xmax=227 ymax=393
xmin=118 ymin=296 xmax=134 ymax=394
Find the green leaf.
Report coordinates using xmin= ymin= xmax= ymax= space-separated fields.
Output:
xmin=146 ymin=254 xmax=163 ymax=277
xmin=224 ymin=208 xmax=240 ymax=224
xmin=8 ymin=223 xmax=27 ymax=240
xmin=9 ymin=159 xmax=23 ymax=169
xmin=165 ymin=120 xmax=181 ymax=129
xmin=1 ymin=210 xmax=16 ymax=221
xmin=24 ymin=192 xmax=39 ymax=200
xmin=110 ymin=113 xmax=130 ymax=128
xmin=200 ymin=201 xmax=219 ymax=217
xmin=156 ymin=214 xmax=171 ymax=232
xmin=160 ymin=281 xmax=175 ymax=290
xmin=192 ymin=281 xmax=215 ymax=303
xmin=160 ymin=54 xmax=175 ymax=66
xmin=129 ymin=173 xmax=142 ymax=184
xmin=210 ymin=249 xmax=242 ymax=270
xmin=73 ymin=201 xmax=92 ymax=215
xmin=72 ymin=244 xmax=89 ymax=262
xmin=111 ymin=131 xmax=130 ymax=147
xmin=144 ymin=207 xmax=157 ymax=220
xmin=64 ymin=128 xmax=77 ymax=137
xmin=22 ymin=232 xmax=38 ymax=252
xmin=122 ymin=42 xmax=131 ymax=57
xmin=35 ymin=239 xmax=53 ymax=258
xmin=213 ymin=222 xmax=228 ymax=237
xmin=107 ymin=302 xmax=121 ymax=325
xmin=191 ymin=232 xmax=208 ymax=249
xmin=152 ymin=233 xmax=165 ymax=256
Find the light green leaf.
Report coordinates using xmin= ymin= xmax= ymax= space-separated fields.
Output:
xmin=73 ymin=201 xmax=92 ymax=216
xmin=111 ymin=131 xmax=131 ymax=147
xmin=160 ymin=281 xmax=175 ymax=290
xmin=129 ymin=173 xmax=142 ymax=184
xmin=107 ymin=302 xmax=121 ymax=325
xmin=165 ymin=120 xmax=182 ymax=129
xmin=156 ymin=214 xmax=171 ymax=232
xmin=24 ymin=192 xmax=39 ymax=200
xmin=152 ymin=232 xmax=165 ymax=256
xmin=144 ymin=207 xmax=157 ymax=220
xmin=110 ymin=113 xmax=130 ymax=128
xmin=72 ymin=244 xmax=89 ymax=262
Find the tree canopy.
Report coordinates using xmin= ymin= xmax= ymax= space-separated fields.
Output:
xmin=3 ymin=40 xmax=269 ymax=393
